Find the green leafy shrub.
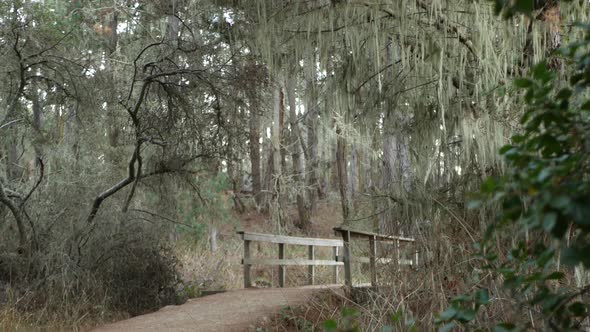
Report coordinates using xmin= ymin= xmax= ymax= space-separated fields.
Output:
xmin=437 ymin=25 xmax=590 ymax=331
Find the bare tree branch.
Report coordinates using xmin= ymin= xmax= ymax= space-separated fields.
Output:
xmin=86 ymin=141 xmax=141 ymax=224
xmin=0 ymin=119 xmax=22 ymax=130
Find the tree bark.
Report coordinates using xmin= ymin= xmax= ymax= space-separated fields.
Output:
xmin=380 ymin=130 xmax=398 ymax=233
xmin=166 ymin=0 xmax=181 ymax=45
xmin=105 ymin=9 xmax=120 ymax=152
xmin=286 ymin=73 xmax=311 ymax=230
xmin=30 ymin=83 xmax=44 ymax=170
xmin=248 ymin=92 xmax=262 ymax=206
xmin=272 ymin=81 xmax=283 ymax=226
xmin=305 ymin=55 xmax=320 ymax=204
xmin=336 ymin=126 xmax=350 ymax=222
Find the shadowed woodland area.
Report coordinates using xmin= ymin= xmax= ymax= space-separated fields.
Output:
xmin=1 ymin=0 xmax=590 ymax=330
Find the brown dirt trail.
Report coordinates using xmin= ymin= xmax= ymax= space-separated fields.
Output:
xmin=93 ymin=285 xmax=341 ymax=332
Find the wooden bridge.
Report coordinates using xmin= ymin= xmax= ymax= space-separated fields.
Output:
xmin=238 ymin=227 xmax=418 ymax=288
xmin=94 ymin=227 xmax=418 ymax=331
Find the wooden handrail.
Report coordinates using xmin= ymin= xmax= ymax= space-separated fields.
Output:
xmin=238 ymin=231 xmax=342 ymax=288
xmin=333 ymin=226 xmax=419 ymax=287
xmin=238 ymin=231 xmax=343 ymax=246
xmin=243 ymin=258 xmax=344 ymax=266
xmin=333 ymin=227 xmax=415 ymax=243
xmin=238 ymin=229 xmax=418 ymax=289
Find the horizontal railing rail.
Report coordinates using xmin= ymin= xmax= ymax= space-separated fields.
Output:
xmin=333 ymin=227 xmax=418 ymax=287
xmin=240 ymin=231 xmax=343 ymax=247
xmin=237 ymin=231 xmax=341 ymax=288
xmin=238 ymin=228 xmax=418 ymax=288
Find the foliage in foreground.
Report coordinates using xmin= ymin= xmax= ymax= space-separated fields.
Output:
xmin=437 ymin=24 xmax=590 ymax=331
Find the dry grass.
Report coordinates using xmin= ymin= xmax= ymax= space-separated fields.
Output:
xmin=175 ymin=238 xmax=244 ymax=297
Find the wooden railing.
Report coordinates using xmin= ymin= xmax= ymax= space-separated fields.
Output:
xmin=237 ymin=231 xmax=343 ymax=288
xmin=333 ymin=227 xmax=417 ymax=287
xmin=238 ymin=228 xmax=417 ymax=288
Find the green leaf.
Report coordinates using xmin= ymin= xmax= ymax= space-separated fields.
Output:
xmin=513 ymin=0 xmax=534 ymax=14
xmin=438 ymin=307 xmax=458 ymax=321
xmin=550 ymin=196 xmax=571 ymax=209
xmin=556 ymin=88 xmax=572 ymax=100
xmin=581 ymin=100 xmax=590 ymax=111
xmin=541 ymin=293 xmax=561 ymax=311
xmin=568 ymin=302 xmax=586 ymax=316
xmin=512 ymin=134 xmax=526 ymax=143
xmin=514 ymin=78 xmax=533 ymax=88
xmin=493 ymin=323 xmax=518 ymax=332
xmin=467 ymin=199 xmax=482 ymax=209
xmin=537 ymin=168 xmax=552 ymax=182
xmin=499 ymin=145 xmax=514 ymax=155
xmin=323 ymin=320 xmax=337 ymax=332
xmin=571 ymin=198 xmax=590 ymax=228
xmin=544 ymin=271 xmax=564 ymax=280
xmin=542 ymin=213 xmax=557 ymax=232
xmin=475 ymin=289 xmax=490 ymax=305
xmin=451 ymin=295 xmax=471 ymax=303
xmin=456 ymin=309 xmax=476 ymax=322
xmin=532 ymin=62 xmax=552 ymax=83
xmin=390 ymin=310 xmax=403 ymax=323
xmin=481 ymin=178 xmax=497 ymax=193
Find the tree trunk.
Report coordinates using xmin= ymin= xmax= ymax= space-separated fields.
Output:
xmin=105 ymin=9 xmax=120 ymax=155
xmin=305 ymin=54 xmax=320 ymax=207
xmin=64 ymin=104 xmax=80 ymax=162
xmin=286 ymin=73 xmax=311 ymax=230
xmin=30 ymin=83 xmax=44 ymax=170
xmin=166 ymin=0 xmax=181 ymax=45
xmin=336 ymin=126 xmax=350 ymax=222
xmin=279 ymin=86 xmax=287 ymax=175
xmin=272 ymin=81 xmax=283 ymax=227
xmin=348 ymin=143 xmax=358 ymax=203
xmin=380 ymin=129 xmax=399 ymax=233
xmin=248 ymin=92 xmax=262 ymax=206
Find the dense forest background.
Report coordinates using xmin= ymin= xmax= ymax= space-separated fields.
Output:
xmin=1 ymin=0 xmax=589 ymax=330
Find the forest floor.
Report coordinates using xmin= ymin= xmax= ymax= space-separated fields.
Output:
xmin=92 ymin=285 xmax=342 ymax=332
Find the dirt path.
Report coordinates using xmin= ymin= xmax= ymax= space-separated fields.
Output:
xmin=93 ymin=285 xmax=341 ymax=332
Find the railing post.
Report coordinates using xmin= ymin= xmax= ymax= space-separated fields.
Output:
xmin=243 ymin=239 xmax=251 ymax=288
xmin=308 ymin=245 xmax=315 ymax=285
xmin=278 ymin=243 xmax=286 ymax=287
xmin=333 ymin=246 xmax=339 ymax=284
xmin=342 ymin=230 xmax=352 ymax=287
xmin=369 ymin=235 xmax=377 ymax=287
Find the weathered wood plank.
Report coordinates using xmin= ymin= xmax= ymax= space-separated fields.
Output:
xmin=342 ymin=230 xmax=352 ymax=287
xmin=333 ymin=246 xmax=339 ymax=284
xmin=278 ymin=243 xmax=285 ymax=287
xmin=335 ymin=256 xmax=412 ymax=265
xmin=238 ymin=231 xmax=343 ymax=247
xmin=244 ymin=240 xmax=251 ymax=288
xmin=243 ymin=258 xmax=344 ymax=266
xmin=307 ymin=245 xmax=315 ymax=285
xmin=369 ymin=236 xmax=377 ymax=287
xmin=399 ymin=259 xmax=414 ymax=266
xmin=333 ymin=227 xmax=415 ymax=243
